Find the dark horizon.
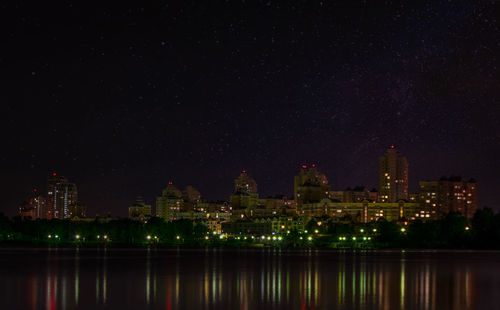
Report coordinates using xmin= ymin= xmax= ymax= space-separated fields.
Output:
xmin=2 ymin=1 xmax=500 ymax=217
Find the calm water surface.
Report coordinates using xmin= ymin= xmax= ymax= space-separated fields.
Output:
xmin=1 ymin=248 xmax=499 ymax=309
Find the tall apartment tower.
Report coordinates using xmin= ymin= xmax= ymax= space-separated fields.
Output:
xmin=156 ymin=181 xmax=183 ymax=222
xmin=229 ymin=170 xmax=259 ymax=210
xmin=379 ymin=146 xmax=408 ymax=202
xmin=294 ymin=164 xmax=330 ymax=212
xmin=46 ymin=172 xmax=78 ymax=219
xmin=418 ymin=176 xmax=477 ymax=219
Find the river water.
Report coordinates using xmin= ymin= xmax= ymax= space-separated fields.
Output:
xmin=0 ymin=248 xmax=499 ymax=309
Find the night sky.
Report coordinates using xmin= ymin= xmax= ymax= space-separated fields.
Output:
xmin=2 ymin=1 xmax=499 ymax=217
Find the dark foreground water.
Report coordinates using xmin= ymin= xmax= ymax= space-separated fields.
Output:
xmin=1 ymin=248 xmax=499 ymax=310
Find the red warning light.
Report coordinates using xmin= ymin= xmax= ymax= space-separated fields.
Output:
xmin=52 ymin=172 xmax=57 ymax=176
xmin=301 ymin=164 xmax=307 ymax=169
xmin=33 ymin=188 xmax=37 ymax=193
xmin=168 ymin=181 xmax=173 ymax=185
xmin=389 ymin=145 xmax=395 ymax=149
xmin=311 ymin=163 xmax=316 ymax=168
xmin=242 ymin=170 xmax=246 ymax=174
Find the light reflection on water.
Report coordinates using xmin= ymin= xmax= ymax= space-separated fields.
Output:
xmin=0 ymin=248 xmax=497 ymax=309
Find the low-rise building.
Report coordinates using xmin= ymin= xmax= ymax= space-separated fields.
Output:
xmin=221 ymin=216 xmax=304 ymax=235
xmin=301 ymin=199 xmax=423 ymax=223
xmin=129 ymin=197 xmax=152 ymax=222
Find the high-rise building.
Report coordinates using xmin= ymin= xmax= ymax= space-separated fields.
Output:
xmin=181 ymin=185 xmax=202 ymax=212
xmin=156 ymin=181 xmax=183 ymax=221
xmin=379 ymin=146 xmax=408 ymax=202
xmin=230 ymin=170 xmax=259 ymax=210
xmin=32 ymin=194 xmax=46 ymax=219
xmin=418 ymin=176 xmax=477 ymax=219
xmin=46 ymin=172 xmax=78 ymax=219
xmin=294 ymin=164 xmax=330 ymax=212
xmin=17 ymin=188 xmax=46 ymax=219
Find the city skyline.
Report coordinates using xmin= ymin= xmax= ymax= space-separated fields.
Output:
xmin=12 ymin=146 xmax=478 ymax=218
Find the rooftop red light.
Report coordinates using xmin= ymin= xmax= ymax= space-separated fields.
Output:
xmin=242 ymin=170 xmax=246 ymax=174
xmin=52 ymin=172 xmax=57 ymax=176
xmin=168 ymin=181 xmax=173 ymax=185
xmin=311 ymin=163 xmax=316 ymax=168
xmin=389 ymin=145 xmax=395 ymax=149
xmin=301 ymin=164 xmax=307 ymax=169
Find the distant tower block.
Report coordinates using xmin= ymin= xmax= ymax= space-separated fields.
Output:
xmin=46 ymin=172 xmax=78 ymax=219
xmin=379 ymin=146 xmax=408 ymax=202
xmin=294 ymin=164 xmax=330 ymax=212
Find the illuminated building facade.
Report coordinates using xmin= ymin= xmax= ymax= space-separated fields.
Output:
xmin=230 ymin=170 xmax=259 ymax=210
xmin=128 ymin=197 xmax=152 ymax=222
xmin=156 ymin=182 xmax=183 ymax=221
xmin=222 ymin=216 xmax=304 ymax=235
xmin=32 ymin=195 xmax=46 ymax=219
xmin=301 ymin=199 xmax=423 ymax=222
xmin=18 ymin=190 xmax=46 ymax=220
xmin=330 ymin=187 xmax=378 ymax=203
xmin=418 ymin=176 xmax=477 ymax=219
xmin=379 ymin=146 xmax=408 ymax=202
xmin=181 ymin=185 xmax=202 ymax=212
xmin=46 ymin=173 xmax=78 ymax=219
xmin=294 ymin=164 xmax=330 ymax=212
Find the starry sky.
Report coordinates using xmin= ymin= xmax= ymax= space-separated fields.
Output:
xmin=2 ymin=1 xmax=499 ymax=217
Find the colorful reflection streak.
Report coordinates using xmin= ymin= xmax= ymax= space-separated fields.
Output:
xmin=0 ymin=249 xmax=494 ymax=310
